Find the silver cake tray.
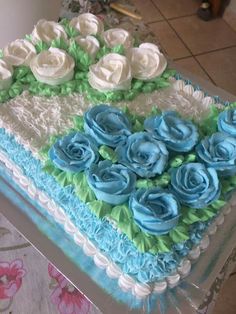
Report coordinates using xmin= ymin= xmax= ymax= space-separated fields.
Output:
xmin=0 ymin=66 xmax=236 ymax=314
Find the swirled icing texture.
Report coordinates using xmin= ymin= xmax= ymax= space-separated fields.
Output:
xmin=144 ymin=111 xmax=199 ymax=152
xmin=84 ymin=104 xmax=132 ymax=147
xmin=3 ymin=39 xmax=36 ymax=66
xmin=196 ymin=132 xmax=236 ymax=176
xmin=127 ymin=43 xmax=167 ymax=80
xmin=31 ymin=19 xmax=68 ymax=44
xmin=88 ymin=53 xmax=132 ymax=91
xmin=129 ymin=188 xmax=180 ymax=235
xmin=116 ymin=132 xmax=168 ymax=178
xmin=69 ymin=13 xmax=104 ymax=36
xmin=103 ymin=28 xmax=134 ymax=49
xmin=0 ymin=59 xmax=13 ymax=90
xmin=87 ymin=160 xmax=136 ymax=205
xmin=49 ymin=132 xmax=99 ymax=172
xmin=30 ymin=48 xmax=75 ymax=86
xmin=218 ymin=109 xmax=236 ymax=136
xmin=170 ymin=162 xmax=220 ymax=208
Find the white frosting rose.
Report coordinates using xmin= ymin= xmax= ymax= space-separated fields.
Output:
xmin=0 ymin=59 xmax=13 ymax=90
xmin=3 ymin=39 xmax=36 ymax=66
xmin=127 ymin=43 xmax=167 ymax=80
xmin=69 ymin=13 xmax=104 ymax=37
xmin=31 ymin=19 xmax=68 ymax=44
xmin=103 ymin=28 xmax=134 ymax=49
xmin=74 ymin=35 xmax=100 ymax=58
xmin=88 ymin=53 xmax=132 ymax=92
xmin=30 ymin=48 xmax=75 ymax=86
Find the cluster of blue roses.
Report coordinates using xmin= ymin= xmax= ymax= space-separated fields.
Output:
xmin=49 ymin=104 xmax=236 ymax=236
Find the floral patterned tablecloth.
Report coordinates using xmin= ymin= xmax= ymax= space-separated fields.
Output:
xmin=0 ymin=1 xmax=236 ymax=314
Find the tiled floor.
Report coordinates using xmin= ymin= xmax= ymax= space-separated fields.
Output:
xmin=131 ymin=0 xmax=236 ymax=313
xmin=132 ymin=0 xmax=236 ymax=97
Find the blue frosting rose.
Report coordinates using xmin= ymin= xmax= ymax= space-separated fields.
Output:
xmin=218 ymin=108 xmax=236 ymax=136
xmin=49 ymin=132 xmax=99 ymax=172
xmin=196 ymin=132 xmax=236 ymax=176
xmin=84 ymin=104 xmax=132 ymax=147
xmin=116 ymin=132 xmax=168 ymax=178
xmin=144 ymin=111 xmax=199 ymax=152
xmin=87 ymin=160 xmax=136 ymax=205
xmin=129 ymin=188 xmax=180 ymax=235
xmin=170 ymin=162 xmax=220 ymax=208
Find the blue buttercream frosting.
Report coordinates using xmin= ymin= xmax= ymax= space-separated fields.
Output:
xmin=129 ymin=188 xmax=180 ymax=235
xmin=49 ymin=132 xmax=99 ymax=172
xmin=87 ymin=160 xmax=136 ymax=205
xmin=0 ymin=128 xmax=212 ymax=283
xmin=84 ymin=104 xmax=132 ymax=147
xmin=218 ymin=108 xmax=236 ymax=136
xmin=144 ymin=111 xmax=199 ymax=152
xmin=196 ymin=132 xmax=236 ymax=176
xmin=170 ymin=162 xmax=221 ymax=208
xmin=116 ymin=132 xmax=168 ymax=178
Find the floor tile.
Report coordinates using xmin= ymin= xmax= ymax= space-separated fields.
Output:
xmin=196 ymin=47 xmax=236 ymax=96
xmin=170 ymin=15 xmax=236 ymax=55
xmin=213 ymin=275 xmax=236 ymax=314
xmin=152 ymin=0 xmax=200 ymax=19
xmin=174 ymin=57 xmax=210 ymax=81
xmin=149 ymin=21 xmax=191 ymax=59
xmin=130 ymin=0 xmax=163 ymax=23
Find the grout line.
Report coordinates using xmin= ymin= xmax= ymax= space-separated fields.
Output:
xmin=192 ymin=56 xmax=216 ymax=85
xmin=194 ymin=44 xmax=236 ymax=57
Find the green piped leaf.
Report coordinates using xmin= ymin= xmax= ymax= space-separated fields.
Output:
xmin=198 ymin=105 xmax=221 ymax=136
xmin=87 ymin=200 xmax=112 ymax=218
xmin=96 ymin=46 xmax=111 ymax=59
xmin=184 ymin=153 xmax=196 ymax=163
xmin=133 ymin=233 xmax=156 ymax=253
xmin=156 ymin=235 xmax=173 ymax=253
xmin=0 ymin=90 xmax=10 ymax=103
xmin=73 ymin=115 xmax=84 ymax=131
xmin=40 ymin=145 xmax=51 ymax=159
xmin=68 ymin=40 xmax=92 ymax=71
xmin=182 ymin=207 xmax=203 ymax=225
xmin=154 ymin=77 xmax=170 ymax=89
xmin=210 ymin=199 xmax=226 ymax=210
xmin=150 ymin=105 xmax=162 ymax=117
xmin=142 ymin=82 xmax=155 ymax=94
xmin=112 ymin=44 xmax=124 ymax=55
xmin=170 ymin=155 xmax=185 ymax=168
xmin=169 ymin=223 xmax=189 ymax=243
xmin=64 ymin=24 xmax=79 ymax=38
xmin=99 ymin=145 xmax=118 ymax=163
xmin=56 ymin=171 xmax=74 ymax=187
xmin=51 ymin=38 xmax=69 ymax=51
xmin=132 ymin=119 xmax=144 ymax=132
xmin=161 ymin=69 xmax=176 ymax=79
xmin=73 ymin=172 xmax=96 ymax=202
xmin=132 ymin=80 xmax=143 ymax=91
xmin=35 ymin=41 xmax=49 ymax=53
xmin=198 ymin=207 xmax=216 ymax=220
xmin=25 ymin=34 xmax=32 ymax=42
xmin=110 ymin=204 xmax=132 ymax=223
xmin=136 ymin=179 xmax=155 ymax=189
xmin=13 ymin=66 xmax=30 ymax=80
xmin=154 ymin=172 xmax=171 ymax=187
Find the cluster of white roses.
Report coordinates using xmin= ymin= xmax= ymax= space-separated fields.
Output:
xmin=0 ymin=13 xmax=167 ymax=91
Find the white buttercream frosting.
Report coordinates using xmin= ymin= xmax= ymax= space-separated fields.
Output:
xmin=30 ymin=48 xmax=75 ymax=86
xmin=127 ymin=43 xmax=167 ymax=80
xmin=0 ymin=59 xmax=13 ymax=90
xmin=88 ymin=53 xmax=132 ymax=91
xmin=3 ymin=39 xmax=36 ymax=66
xmin=70 ymin=13 xmax=104 ymax=36
xmin=103 ymin=28 xmax=134 ymax=49
xmin=74 ymin=35 xmax=100 ymax=58
xmin=31 ymin=19 xmax=68 ymax=44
